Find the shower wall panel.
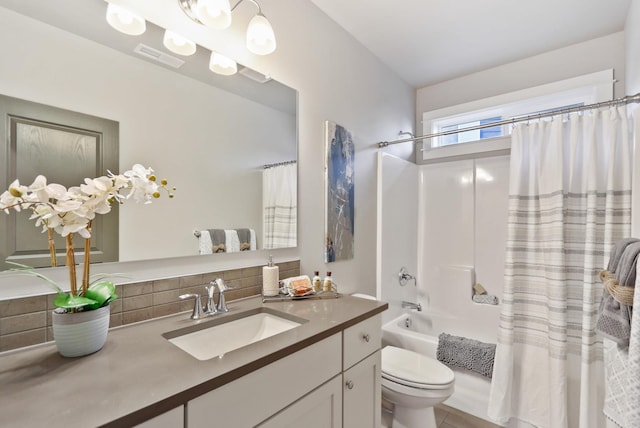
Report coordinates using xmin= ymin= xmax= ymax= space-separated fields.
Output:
xmin=419 ymin=155 xmax=508 ymax=343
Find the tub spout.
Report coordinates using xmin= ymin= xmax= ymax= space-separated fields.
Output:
xmin=401 ymin=301 xmax=422 ymax=311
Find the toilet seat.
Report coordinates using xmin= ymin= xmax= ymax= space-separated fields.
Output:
xmin=382 ymin=346 xmax=454 ymax=390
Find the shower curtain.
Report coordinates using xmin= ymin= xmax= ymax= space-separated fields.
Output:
xmin=263 ymin=163 xmax=297 ymax=249
xmin=488 ymin=106 xmax=633 ymax=428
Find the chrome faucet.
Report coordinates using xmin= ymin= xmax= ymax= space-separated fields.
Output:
xmin=179 ymin=279 xmax=234 ymax=320
xmin=401 ymin=301 xmax=422 ymax=311
xmin=179 ymin=293 xmax=205 ymax=320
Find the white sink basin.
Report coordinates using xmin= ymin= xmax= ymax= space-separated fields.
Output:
xmin=163 ymin=308 xmax=306 ymax=360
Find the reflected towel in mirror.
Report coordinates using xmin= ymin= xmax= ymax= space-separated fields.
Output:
xmin=198 ymin=229 xmax=256 ymax=254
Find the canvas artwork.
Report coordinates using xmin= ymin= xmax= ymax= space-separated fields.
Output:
xmin=324 ymin=120 xmax=355 ymax=263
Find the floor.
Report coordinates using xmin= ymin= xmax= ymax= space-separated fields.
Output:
xmin=434 ymin=404 xmax=502 ymax=428
xmin=382 ymin=403 xmax=502 ymax=428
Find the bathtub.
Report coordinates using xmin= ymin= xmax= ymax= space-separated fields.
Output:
xmin=382 ymin=312 xmax=503 ymax=426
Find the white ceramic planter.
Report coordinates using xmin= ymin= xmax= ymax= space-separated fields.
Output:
xmin=52 ymin=304 xmax=110 ymax=357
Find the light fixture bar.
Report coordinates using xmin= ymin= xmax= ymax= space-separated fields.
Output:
xmin=177 ymin=0 xmax=201 ymax=23
xmin=230 ymin=0 xmax=260 ymax=13
xmin=177 ymin=0 xmax=276 ymax=55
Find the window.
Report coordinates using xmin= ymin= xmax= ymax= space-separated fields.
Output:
xmin=421 ymin=69 xmax=614 ymax=161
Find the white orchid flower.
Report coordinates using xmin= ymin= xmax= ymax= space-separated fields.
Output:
xmin=0 ymin=179 xmax=29 ymax=212
xmin=2 ymin=163 xmax=172 ymax=240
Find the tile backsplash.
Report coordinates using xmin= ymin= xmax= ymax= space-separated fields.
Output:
xmin=0 ymin=260 xmax=300 ymax=352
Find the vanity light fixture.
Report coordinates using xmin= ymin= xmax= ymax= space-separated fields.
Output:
xmin=163 ymin=30 xmax=197 ymax=56
xmin=105 ymin=3 xmax=146 ymax=36
xmin=209 ymin=51 xmax=238 ymax=75
xmin=179 ymin=0 xmax=277 ymax=55
xmin=245 ymin=11 xmax=276 ymax=55
xmin=194 ymin=0 xmax=232 ymax=29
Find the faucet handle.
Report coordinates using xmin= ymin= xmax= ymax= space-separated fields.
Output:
xmin=204 ymin=284 xmax=218 ymax=315
xmin=180 ymin=293 xmax=204 ymax=320
xmin=215 ymin=277 xmax=235 ymax=292
xmin=214 ymin=278 xmax=232 ymax=312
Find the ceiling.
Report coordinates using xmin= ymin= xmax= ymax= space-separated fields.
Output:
xmin=310 ymin=0 xmax=632 ymax=88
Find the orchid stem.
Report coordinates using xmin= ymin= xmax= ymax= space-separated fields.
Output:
xmin=47 ymin=228 xmax=57 ymax=267
xmin=82 ymin=221 xmax=92 ymax=295
xmin=65 ymin=234 xmax=77 ymax=297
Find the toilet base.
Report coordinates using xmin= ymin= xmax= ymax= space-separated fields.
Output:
xmin=392 ymin=404 xmax=436 ymax=428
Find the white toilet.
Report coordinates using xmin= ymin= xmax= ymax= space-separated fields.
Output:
xmin=382 ymin=345 xmax=455 ymax=428
xmin=351 ymin=294 xmax=455 ymax=428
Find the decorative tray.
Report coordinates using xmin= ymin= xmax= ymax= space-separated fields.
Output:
xmin=262 ymin=291 xmax=340 ymax=303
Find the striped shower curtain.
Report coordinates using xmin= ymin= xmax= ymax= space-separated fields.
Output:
xmin=488 ymin=107 xmax=633 ymax=428
xmin=263 ymin=163 xmax=297 ymax=249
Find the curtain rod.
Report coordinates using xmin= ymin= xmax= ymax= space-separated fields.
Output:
xmin=263 ymin=160 xmax=296 ymax=169
xmin=377 ymin=92 xmax=640 ymax=148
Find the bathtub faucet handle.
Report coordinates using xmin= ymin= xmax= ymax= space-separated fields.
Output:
xmin=398 ymin=267 xmax=416 ymax=286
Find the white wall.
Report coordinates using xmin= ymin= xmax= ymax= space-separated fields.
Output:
xmin=417 ymin=32 xmax=626 ymax=126
xmin=246 ymin=1 xmax=415 ymax=294
xmin=627 ymin=1 xmax=640 ymax=95
xmin=626 ymin=0 xmax=640 ymax=236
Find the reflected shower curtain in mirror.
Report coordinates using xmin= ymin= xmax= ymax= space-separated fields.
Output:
xmin=488 ymin=107 xmax=633 ymax=428
xmin=263 ymin=163 xmax=297 ymax=249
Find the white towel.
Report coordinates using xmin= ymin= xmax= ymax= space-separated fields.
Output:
xmin=250 ymin=229 xmax=257 ymax=251
xmin=198 ymin=230 xmax=213 ymax=255
xmin=225 ymin=230 xmax=240 ymax=253
xmin=197 ymin=229 xmax=256 ymax=253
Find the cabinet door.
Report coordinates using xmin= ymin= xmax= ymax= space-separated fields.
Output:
xmin=258 ymin=376 xmax=342 ymax=428
xmin=343 ymin=351 xmax=381 ymax=428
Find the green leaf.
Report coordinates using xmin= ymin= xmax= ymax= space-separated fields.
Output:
xmin=85 ymin=281 xmax=117 ymax=310
xmin=53 ymin=293 xmax=97 ymax=309
xmin=6 ymin=261 xmax=64 ymax=294
xmin=89 ymin=273 xmax=129 ymax=286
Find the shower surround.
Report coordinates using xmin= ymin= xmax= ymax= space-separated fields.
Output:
xmin=378 ymin=152 xmax=509 ymax=423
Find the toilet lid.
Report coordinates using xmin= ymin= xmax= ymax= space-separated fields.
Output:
xmin=382 ymin=346 xmax=454 ymax=388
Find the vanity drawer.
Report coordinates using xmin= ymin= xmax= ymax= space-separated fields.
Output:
xmin=343 ymin=314 xmax=381 ymax=370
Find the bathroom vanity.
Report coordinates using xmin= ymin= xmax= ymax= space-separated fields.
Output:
xmin=0 ymin=294 xmax=386 ymax=427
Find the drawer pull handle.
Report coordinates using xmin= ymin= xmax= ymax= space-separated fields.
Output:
xmin=362 ymin=333 xmax=370 ymax=342
xmin=346 ymin=380 xmax=354 ymax=390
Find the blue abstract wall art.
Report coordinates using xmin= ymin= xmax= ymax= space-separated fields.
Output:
xmin=324 ymin=120 xmax=354 ymax=263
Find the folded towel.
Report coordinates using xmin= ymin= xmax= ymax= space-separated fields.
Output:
xmin=617 ymin=241 xmax=640 ymax=286
xmin=597 ymin=240 xmax=640 ymax=347
xmin=208 ymin=229 xmax=226 ymax=253
xmin=198 ymin=230 xmax=213 ymax=255
xmin=236 ymin=228 xmax=252 ymax=251
xmin=224 ymin=230 xmax=240 ymax=253
xmin=598 ymin=297 xmax=633 ymax=346
xmin=473 ymin=294 xmax=499 ymax=305
xmin=436 ymin=333 xmax=496 ymax=378
xmin=609 ymin=238 xmax=640 ymax=273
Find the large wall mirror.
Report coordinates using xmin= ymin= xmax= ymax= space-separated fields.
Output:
xmin=0 ymin=0 xmax=297 ymax=272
